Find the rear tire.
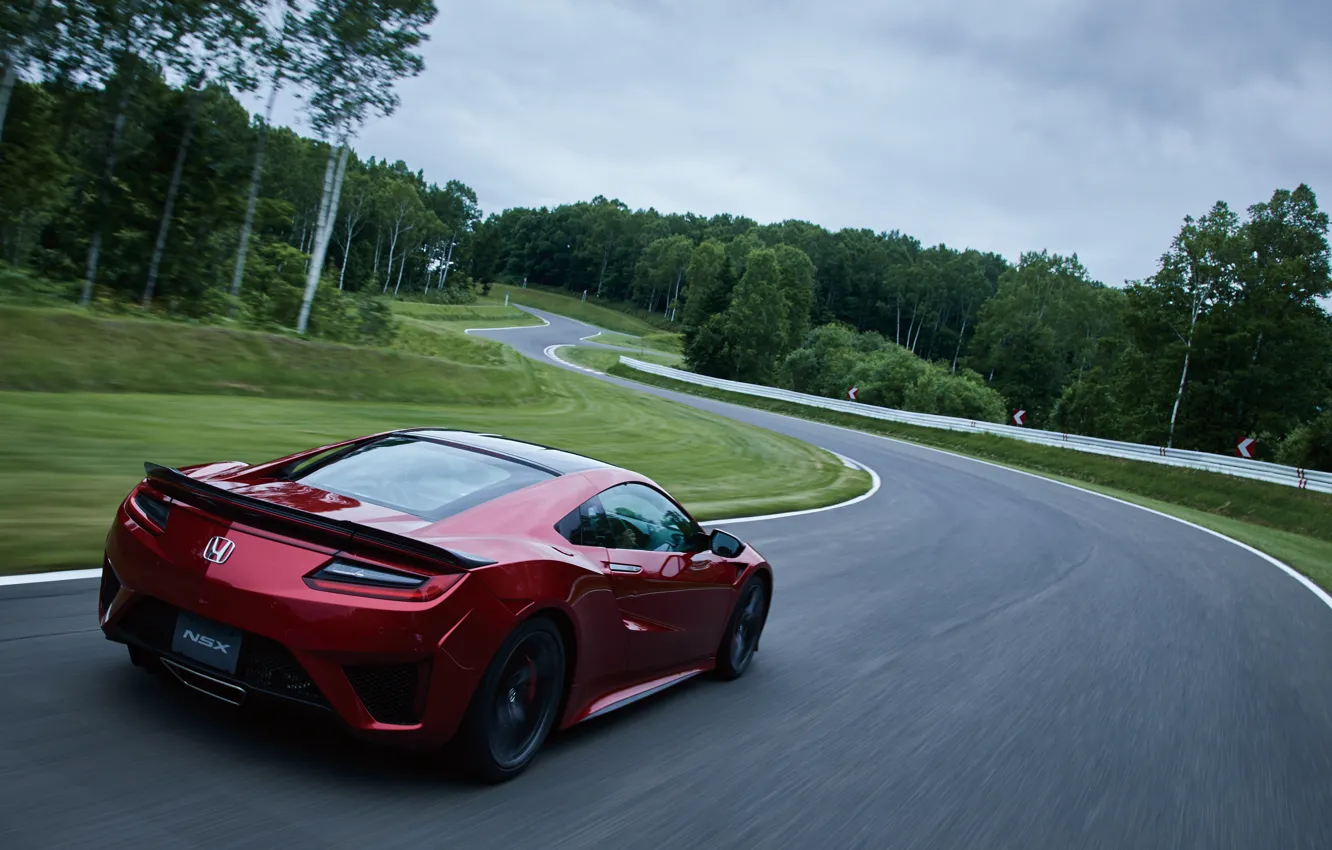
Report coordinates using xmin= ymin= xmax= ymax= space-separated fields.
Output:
xmin=127 ymin=644 xmax=158 ymax=673
xmin=452 ymin=617 xmax=566 ymax=783
xmin=714 ymin=576 xmax=768 ymax=680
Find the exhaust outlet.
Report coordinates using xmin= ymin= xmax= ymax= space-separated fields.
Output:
xmin=161 ymin=657 xmax=247 ymax=707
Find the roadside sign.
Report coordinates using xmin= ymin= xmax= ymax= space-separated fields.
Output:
xmin=847 ymin=387 xmax=859 ymax=401
xmin=1012 ymin=409 xmax=1026 ymax=426
xmin=1236 ymin=437 xmax=1256 ymax=458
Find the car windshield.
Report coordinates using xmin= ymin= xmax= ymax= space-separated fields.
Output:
xmin=291 ymin=436 xmax=555 ymax=521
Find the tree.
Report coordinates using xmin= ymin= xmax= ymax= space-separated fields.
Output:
xmin=294 ymin=0 xmax=436 ymax=333
xmin=376 ymin=174 xmax=422 ymax=292
xmin=140 ymin=0 xmax=264 ymax=307
xmin=229 ymin=3 xmax=301 ymax=314
xmin=772 ymin=243 xmax=815 ymax=351
xmin=1142 ymin=202 xmax=1243 ymax=446
xmin=719 ymin=247 xmax=786 ymax=381
xmin=680 ymin=239 xmax=726 ymax=328
xmin=0 ymin=0 xmax=59 ymax=146
xmin=632 ymin=234 xmax=691 ymax=315
xmin=73 ymin=0 xmax=220 ymax=305
xmin=967 ymin=251 xmax=1119 ymax=426
xmin=333 ymin=169 xmax=370 ymax=289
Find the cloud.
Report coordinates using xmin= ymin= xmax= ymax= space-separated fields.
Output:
xmin=270 ymin=0 xmax=1332 ymax=290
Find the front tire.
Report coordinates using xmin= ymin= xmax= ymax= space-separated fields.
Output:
xmin=714 ymin=576 xmax=768 ymax=680
xmin=453 ymin=617 xmax=566 ymax=783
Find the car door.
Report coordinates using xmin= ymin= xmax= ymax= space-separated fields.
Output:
xmin=591 ymin=483 xmax=737 ymax=673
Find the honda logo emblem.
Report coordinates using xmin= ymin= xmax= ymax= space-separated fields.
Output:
xmin=202 ymin=536 xmax=235 ymax=564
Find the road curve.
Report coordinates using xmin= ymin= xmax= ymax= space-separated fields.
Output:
xmin=3 ymin=308 xmax=1332 ymax=849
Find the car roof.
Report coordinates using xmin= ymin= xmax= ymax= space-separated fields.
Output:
xmin=394 ymin=429 xmax=617 ymax=476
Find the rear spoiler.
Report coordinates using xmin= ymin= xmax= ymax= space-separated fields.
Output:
xmin=141 ymin=462 xmax=497 ymax=571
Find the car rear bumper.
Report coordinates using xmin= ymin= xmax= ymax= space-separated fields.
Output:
xmin=98 ymin=514 xmax=515 ymax=750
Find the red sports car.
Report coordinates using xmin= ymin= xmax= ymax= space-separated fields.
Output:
xmin=97 ymin=429 xmax=772 ymax=781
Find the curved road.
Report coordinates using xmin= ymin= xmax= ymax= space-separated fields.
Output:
xmin=3 ymin=308 xmax=1332 ymax=848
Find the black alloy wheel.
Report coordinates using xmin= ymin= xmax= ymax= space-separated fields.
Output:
xmin=715 ymin=577 xmax=768 ymax=680
xmin=455 ymin=618 xmax=565 ymax=782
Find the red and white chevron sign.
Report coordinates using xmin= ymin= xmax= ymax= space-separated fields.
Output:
xmin=1012 ymin=409 xmax=1026 ymax=426
xmin=847 ymin=387 xmax=859 ymax=401
xmin=1236 ymin=437 xmax=1256 ymax=459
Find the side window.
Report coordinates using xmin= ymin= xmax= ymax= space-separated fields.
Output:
xmin=554 ymin=505 xmax=583 ymax=544
xmin=554 ymin=497 xmax=612 ymax=547
xmin=598 ymin=483 xmax=700 ymax=553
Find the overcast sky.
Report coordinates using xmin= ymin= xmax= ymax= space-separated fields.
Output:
xmin=272 ymin=0 xmax=1331 ymax=289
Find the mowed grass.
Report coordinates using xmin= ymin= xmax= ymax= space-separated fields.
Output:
xmin=0 ymin=305 xmax=543 ymax=404
xmin=484 ymin=283 xmax=665 ymax=336
xmin=561 ymin=346 xmax=681 ymax=372
xmin=609 ymin=364 xmax=1332 ymax=590
xmin=584 ymin=330 xmax=684 ymax=356
xmin=0 ymin=309 xmax=869 ymax=572
xmin=388 ymin=300 xmax=543 ymax=328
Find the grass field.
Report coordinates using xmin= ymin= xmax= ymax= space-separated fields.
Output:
xmin=388 ymin=301 xmax=543 ymax=327
xmin=561 ymin=346 xmax=681 ymax=372
xmin=0 ymin=305 xmax=544 ymax=404
xmin=484 ymin=283 xmax=667 ymax=336
xmin=0 ymin=308 xmax=869 ymax=572
xmin=609 ymin=363 xmax=1332 ymax=590
xmin=583 ymin=330 xmax=684 ymax=356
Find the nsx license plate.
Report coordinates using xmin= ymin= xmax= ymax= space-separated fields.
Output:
xmin=171 ymin=611 xmax=243 ymax=675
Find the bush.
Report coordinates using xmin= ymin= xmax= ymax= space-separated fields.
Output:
xmin=1276 ymin=408 xmax=1332 ymax=473
xmin=783 ymin=323 xmax=1008 ymax=422
xmin=396 ymin=272 xmax=479 ymax=305
xmin=0 ymin=261 xmax=79 ymax=304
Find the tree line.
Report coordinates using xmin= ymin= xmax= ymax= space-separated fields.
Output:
xmin=472 ymin=193 xmax=1331 ymax=467
xmin=2 ymin=1 xmax=1329 ymax=468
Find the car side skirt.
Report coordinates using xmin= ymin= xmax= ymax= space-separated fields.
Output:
xmin=573 ymin=664 xmax=711 ymax=725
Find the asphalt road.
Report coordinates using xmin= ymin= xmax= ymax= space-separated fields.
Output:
xmin=3 ymin=308 xmax=1332 ymax=848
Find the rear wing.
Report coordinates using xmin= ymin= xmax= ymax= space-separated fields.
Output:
xmin=141 ymin=462 xmax=497 ymax=571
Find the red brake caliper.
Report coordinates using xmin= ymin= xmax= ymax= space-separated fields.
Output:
xmin=526 ymin=656 xmax=537 ymax=701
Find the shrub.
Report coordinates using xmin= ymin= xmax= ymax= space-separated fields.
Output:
xmin=1276 ymin=408 xmax=1332 ymax=473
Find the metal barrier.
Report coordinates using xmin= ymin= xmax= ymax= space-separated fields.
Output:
xmin=619 ymin=357 xmax=1332 ymax=494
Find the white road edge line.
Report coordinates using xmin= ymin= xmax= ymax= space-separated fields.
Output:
xmin=544 ymin=343 xmax=603 ymax=374
xmin=0 ymin=568 xmax=102 ymax=587
xmin=706 ymin=454 xmax=881 ymax=525
xmin=462 ymin=315 xmax=550 ymax=333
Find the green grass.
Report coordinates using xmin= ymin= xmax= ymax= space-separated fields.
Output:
xmin=583 ymin=330 xmax=684 ymax=355
xmin=0 ymin=305 xmax=543 ymax=405
xmin=0 ymin=308 xmax=870 ymax=572
xmin=560 ymin=346 xmax=681 ymax=372
xmin=484 ymin=283 xmax=667 ymax=336
xmin=388 ymin=300 xmax=542 ymax=327
xmin=609 ymin=363 xmax=1332 ymax=589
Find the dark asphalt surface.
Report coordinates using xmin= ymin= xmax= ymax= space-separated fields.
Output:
xmin=3 ymin=308 xmax=1332 ymax=848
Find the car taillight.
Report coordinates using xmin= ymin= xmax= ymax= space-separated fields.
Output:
xmin=130 ymin=490 xmax=171 ymax=532
xmin=303 ymin=560 xmax=456 ymax=602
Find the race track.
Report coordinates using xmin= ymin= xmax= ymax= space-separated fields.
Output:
xmin=3 ymin=308 xmax=1331 ymax=848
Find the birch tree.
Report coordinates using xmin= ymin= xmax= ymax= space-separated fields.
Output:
xmin=229 ymin=3 xmax=300 ymax=314
xmin=293 ymin=0 xmax=436 ymax=335
xmin=333 ymin=169 xmax=370 ymax=289
xmin=1151 ymin=204 xmax=1241 ymax=447
xmin=376 ymin=176 xmax=421 ymax=293
xmin=140 ymin=0 xmax=263 ymax=307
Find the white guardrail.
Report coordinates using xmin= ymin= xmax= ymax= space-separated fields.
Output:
xmin=619 ymin=357 xmax=1332 ymax=494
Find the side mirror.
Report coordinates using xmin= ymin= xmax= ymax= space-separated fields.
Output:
xmin=709 ymin=529 xmax=746 ymax=558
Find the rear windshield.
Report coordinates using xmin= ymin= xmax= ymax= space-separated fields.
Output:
xmin=291 ymin=436 xmax=555 ymax=521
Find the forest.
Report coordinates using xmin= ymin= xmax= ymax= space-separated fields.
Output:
xmin=2 ymin=1 xmax=1330 ymax=468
